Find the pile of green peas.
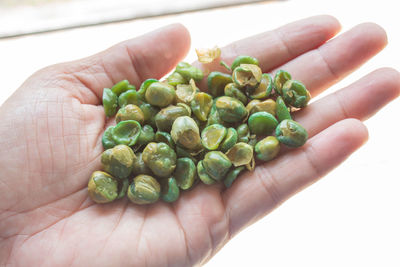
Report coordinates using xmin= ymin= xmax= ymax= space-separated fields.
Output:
xmin=88 ymin=55 xmax=311 ymax=204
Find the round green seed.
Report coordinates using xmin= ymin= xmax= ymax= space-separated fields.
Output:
xmin=201 ymin=124 xmax=227 ymax=150
xmin=102 ymin=88 xmax=118 ymax=117
xmin=111 ymin=120 xmax=142 ymax=146
xmin=197 ymin=160 xmax=216 ymax=185
xmin=248 ymin=111 xmax=278 ymax=136
xmin=203 ymin=151 xmax=232 ymax=181
xmin=127 ymin=175 xmax=160 ymax=204
xmin=275 ymin=119 xmax=308 ymax=147
xmin=174 ymin=157 xmax=197 ymax=190
xmin=255 ymin=136 xmax=280 ymax=161
xmin=161 ymin=177 xmax=180 ymax=203
xmin=88 ymin=171 xmax=118 ymax=203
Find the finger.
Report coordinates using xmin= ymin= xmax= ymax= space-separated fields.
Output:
xmin=223 ymin=119 xmax=368 ymax=236
xmin=294 ymin=68 xmax=400 ymax=138
xmin=194 ymin=15 xmax=340 ymax=75
xmin=274 ymin=23 xmax=388 ymax=96
xmin=61 ymin=23 xmax=191 ymax=102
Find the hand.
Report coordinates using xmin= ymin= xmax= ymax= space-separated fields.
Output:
xmin=0 ymin=15 xmax=398 ymax=266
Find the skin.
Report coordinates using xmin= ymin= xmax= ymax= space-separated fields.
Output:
xmin=0 ymin=16 xmax=399 ymax=266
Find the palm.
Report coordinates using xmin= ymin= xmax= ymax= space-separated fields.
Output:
xmin=0 ymin=16 xmax=398 ymax=266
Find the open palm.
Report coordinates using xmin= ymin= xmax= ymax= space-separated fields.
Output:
xmin=0 ymin=16 xmax=399 ymax=266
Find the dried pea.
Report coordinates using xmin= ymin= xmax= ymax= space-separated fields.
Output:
xmin=88 ymin=171 xmax=118 ymax=203
xmin=115 ymin=104 xmax=145 ymax=124
xmin=111 ymin=80 xmax=133 ymax=96
xmin=273 ymin=70 xmax=291 ymax=95
xmin=102 ymin=88 xmax=118 ymax=117
xmin=197 ymin=160 xmax=216 ymax=185
xmin=102 ymin=126 xmax=117 ymax=150
xmin=255 ymin=136 xmax=280 ymax=161
xmin=127 ymin=175 xmax=160 ymax=204
xmin=174 ymin=158 xmax=197 ymax=190
xmin=142 ymin=142 xmax=177 ymax=178
xmin=203 ymin=151 xmax=232 ymax=181
xmin=248 ymin=111 xmax=278 ymax=136
xmin=191 ymin=92 xmax=213 ymax=121
xmin=230 ymin=55 xmax=259 ymax=71
xmin=207 ymin=72 xmax=233 ymax=97
xmin=101 ymin=145 xmax=135 ymax=179
xmin=201 ymin=124 xmax=227 ymax=150
xmin=276 ymin=96 xmax=292 ymax=122
xmin=161 ymin=177 xmax=180 ymax=203
xmin=111 ymin=120 xmax=142 ymax=146
xmin=275 ymin=119 xmax=308 ymax=147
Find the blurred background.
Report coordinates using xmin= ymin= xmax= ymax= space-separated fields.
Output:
xmin=0 ymin=0 xmax=399 ymax=266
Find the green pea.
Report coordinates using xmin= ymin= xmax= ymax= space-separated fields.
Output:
xmin=136 ymin=125 xmax=155 ymax=146
xmin=273 ymin=70 xmax=291 ymax=95
xmin=102 ymin=126 xmax=117 ymax=150
xmin=223 ymin=166 xmax=245 ymax=188
xmin=145 ymin=82 xmax=176 ymax=108
xmin=111 ymin=120 xmax=142 ymax=146
xmin=127 ymin=175 xmax=160 ymax=204
xmin=276 ymin=96 xmax=292 ymax=122
xmin=249 ymin=99 xmax=276 ymax=116
xmin=224 ymin=83 xmax=248 ymax=105
xmin=248 ymin=73 xmax=273 ymax=99
xmin=171 ymin=116 xmax=201 ymax=151
xmin=203 ymin=151 xmax=232 ymax=181
xmin=137 ymin=78 xmax=158 ymax=100
xmin=275 ymin=119 xmax=308 ymax=147
xmin=167 ymin=71 xmax=186 ymax=86
xmin=155 ymin=105 xmax=190 ymax=132
xmin=197 ymin=160 xmax=216 ymax=185
xmin=174 ymin=157 xmax=197 ymax=190
xmin=232 ymin=64 xmax=262 ymax=90
xmin=236 ymin=123 xmax=250 ymax=143
xmin=201 ymin=124 xmax=227 ymax=150
xmin=230 ymin=55 xmax=259 ymax=71
xmin=155 ymin=131 xmax=175 ymax=149
xmin=115 ymin=104 xmax=145 ymax=125
xmin=175 ymin=62 xmax=204 ymax=82
xmin=220 ymin=127 xmax=238 ymax=152
xmin=161 ymin=177 xmax=180 ymax=203
xmin=176 ymin=79 xmax=197 ymax=104
xmin=255 ymin=136 xmax=280 ymax=161
xmin=191 ymin=92 xmax=213 ymax=121
xmin=142 ymin=142 xmax=177 ymax=178
xmin=117 ymin=178 xmax=130 ymax=199
xmin=101 ymin=145 xmax=135 ymax=179
xmin=118 ymin=89 xmax=143 ymax=108
xmin=248 ymin=111 xmax=278 ymax=136
xmin=207 ymin=71 xmax=233 ymax=97
xmin=206 ymin=100 xmax=225 ymax=126
xmin=215 ymin=96 xmax=248 ymax=123
xmin=88 ymin=171 xmax=118 ymax=203
xmin=282 ymin=80 xmax=311 ymax=108
xmin=130 ymin=152 xmax=151 ymax=176
xmin=111 ymin=80 xmax=134 ymax=96
xmin=139 ymin=103 xmax=159 ymax=129
xmin=102 ymin=88 xmax=118 ymax=117
xmin=225 ymin=142 xmax=254 ymax=167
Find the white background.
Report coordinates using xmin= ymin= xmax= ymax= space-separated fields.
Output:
xmin=0 ymin=0 xmax=399 ymax=266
